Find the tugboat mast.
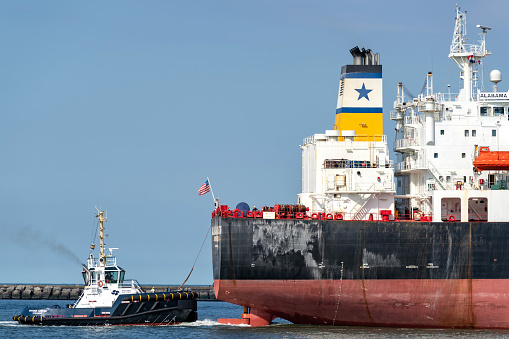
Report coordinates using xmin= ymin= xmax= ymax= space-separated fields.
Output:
xmin=96 ymin=208 xmax=107 ymax=266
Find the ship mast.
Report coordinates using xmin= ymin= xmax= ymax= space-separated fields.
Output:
xmin=448 ymin=5 xmax=491 ymax=101
xmin=95 ymin=209 xmax=107 ymax=266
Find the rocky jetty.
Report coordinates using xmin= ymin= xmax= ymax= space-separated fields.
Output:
xmin=0 ymin=284 xmax=216 ymax=301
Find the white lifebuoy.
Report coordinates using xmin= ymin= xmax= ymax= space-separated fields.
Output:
xmin=98 ymin=280 xmax=103 ymax=287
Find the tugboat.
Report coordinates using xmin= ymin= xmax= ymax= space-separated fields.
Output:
xmin=13 ymin=209 xmax=197 ymax=326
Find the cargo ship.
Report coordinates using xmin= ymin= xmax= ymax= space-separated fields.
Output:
xmin=211 ymin=6 xmax=509 ymax=328
xmin=14 ymin=209 xmax=197 ymax=326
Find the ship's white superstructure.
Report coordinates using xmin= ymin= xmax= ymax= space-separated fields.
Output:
xmin=74 ymin=209 xmax=143 ymax=308
xmin=392 ymin=5 xmax=509 ymax=222
xmin=299 ymin=6 xmax=509 ymax=223
xmin=298 ymin=47 xmax=395 ymax=220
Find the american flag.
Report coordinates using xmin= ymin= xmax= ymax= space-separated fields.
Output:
xmin=198 ymin=180 xmax=211 ymax=196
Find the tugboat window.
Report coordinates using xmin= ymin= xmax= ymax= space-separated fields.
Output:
xmin=105 ymin=270 xmax=119 ymax=283
xmin=82 ymin=272 xmax=89 ymax=285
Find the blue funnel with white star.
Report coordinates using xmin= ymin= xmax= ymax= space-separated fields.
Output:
xmin=334 ymin=46 xmax=383 ymax=141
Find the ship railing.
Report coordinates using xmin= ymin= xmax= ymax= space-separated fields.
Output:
xmin=404 ymin=115 xmax=421 ymax=125
xmin=119 ymin=279 xmax=144 ymax=292
xmin=395 ymin=158 xmax=427 ymax=172
xmin=87 ymin=257 xmax=117 ymax=267
xmin=324 ymin=159 xmax=392 ymax=169
xmin=303 ymin=134 xmax=388 ymax=145
xmin=71 ymin=292 xmax=84 ymax=308
xmin=394 ymin=212 xmax=433 ymax=221
xmin=439 ymin=92 xmax=460 ymax=102
xmin=394 ymin=138 xmax=420 ymax=150
xmin=213 ymin=206 xmax=436 ymax=222
xmin=450 ymin=43 xmax=483 ymax=56
xmin=390 ymin=110 xmax=405 ymax=120
xmin=440 ymin=213 xmax=488 ymax=222
xmin=303 ymin=135 xmax=315 ymax=145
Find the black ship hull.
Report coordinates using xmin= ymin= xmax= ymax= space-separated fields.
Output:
xmin=211 ymin=216 xmax=509 ymax=328
xmin=14 ymin=292 xmax=198 ymax=326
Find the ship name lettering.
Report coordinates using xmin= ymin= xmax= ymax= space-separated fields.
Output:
xmin=480 ymin=92 xmax=508 ymax=99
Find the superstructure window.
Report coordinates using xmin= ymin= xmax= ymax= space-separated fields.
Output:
xmin=464 ymin=130 xmax=469 ymax=137
xmin=494 ymin=107 xmax=504 ymax=116
xmin=105 ymin=270 xmax=119 ymax=284
xmin=480 ymin=107 xmax=488 ymax=116
xmin=493 ymin=129 xmax=497 ymax=137
xmin=440 ymin=130 xmax=444 ymax=135
xmin=462 ymin=153 xmax=466 ymax=158
xmin=434 ymin=153 xmax=438 ymax=158
xmin=472 ymin=130 xmax=476 ymax=137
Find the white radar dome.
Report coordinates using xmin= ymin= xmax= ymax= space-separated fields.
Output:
xmin=490 ymin=70 xmax=502 ymax=84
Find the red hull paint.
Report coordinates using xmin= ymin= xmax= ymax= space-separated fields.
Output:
xmin=214 ymin=279 xmax=509 ymax=328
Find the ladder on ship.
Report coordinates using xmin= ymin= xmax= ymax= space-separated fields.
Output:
xmin=428 ymin=160 xmax=445 ymax=190
xmin=351 ymin=194 xmax=374 ymax=220
xmin=369 ymin=141 xmax=375 ymax=168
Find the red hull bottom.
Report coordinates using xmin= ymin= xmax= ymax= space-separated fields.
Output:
xmin=214 ymin=279 xmax=509 ymax=328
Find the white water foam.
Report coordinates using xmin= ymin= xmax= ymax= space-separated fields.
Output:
xmin=0 ymin=320 xmax=20 ymax=326
xmin=176 ymin=319 xmax=250 ymax=327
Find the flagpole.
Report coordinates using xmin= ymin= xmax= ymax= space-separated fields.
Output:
xmin=207 ymin=177 xmax=216 ymax=206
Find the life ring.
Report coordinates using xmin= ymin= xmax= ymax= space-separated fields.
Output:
xmin=448 ymin=215 xmax=456 ymax=222
xmin=98 ymin=280 xmax=103 ymax=287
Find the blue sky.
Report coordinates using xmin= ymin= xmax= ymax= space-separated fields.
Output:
xmin=1 ymin=0 xmax=508 ymax=285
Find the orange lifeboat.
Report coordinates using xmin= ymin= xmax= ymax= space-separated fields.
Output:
xmin=473 ymin=147 xmax=509 ymax=171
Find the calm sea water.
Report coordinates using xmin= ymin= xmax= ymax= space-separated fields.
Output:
xmin=2 ymin=299 xmax=509 ymax=338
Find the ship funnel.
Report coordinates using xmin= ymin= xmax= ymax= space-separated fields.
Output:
xmin=335 ymin=46 xmax=383 ymax=140
xmin=350 ymin=46 xmax=363 ymax=65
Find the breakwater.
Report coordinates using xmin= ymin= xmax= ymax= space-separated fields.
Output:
xmin=0 ymin=284 xmax=216 ymax=301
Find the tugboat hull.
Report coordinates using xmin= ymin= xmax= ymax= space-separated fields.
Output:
xmin=14 ymin=292 xmax=198 ymax=326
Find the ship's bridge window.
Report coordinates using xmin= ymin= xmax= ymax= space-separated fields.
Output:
xmin=119 ymin=270 xmax=125 ymax=284
xmin=82 ymin=271 xmax=89 ymax=285
xmin=494 ymin=107 xmax=504 ymax=116
xmin=105 ymin=268 xmax=119 ymax=284
xmin=480 ymin=107 xmax=489 ymax=116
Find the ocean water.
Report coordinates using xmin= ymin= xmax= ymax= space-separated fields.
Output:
xmin=2 ymin=299 xmax=509 ymax=338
